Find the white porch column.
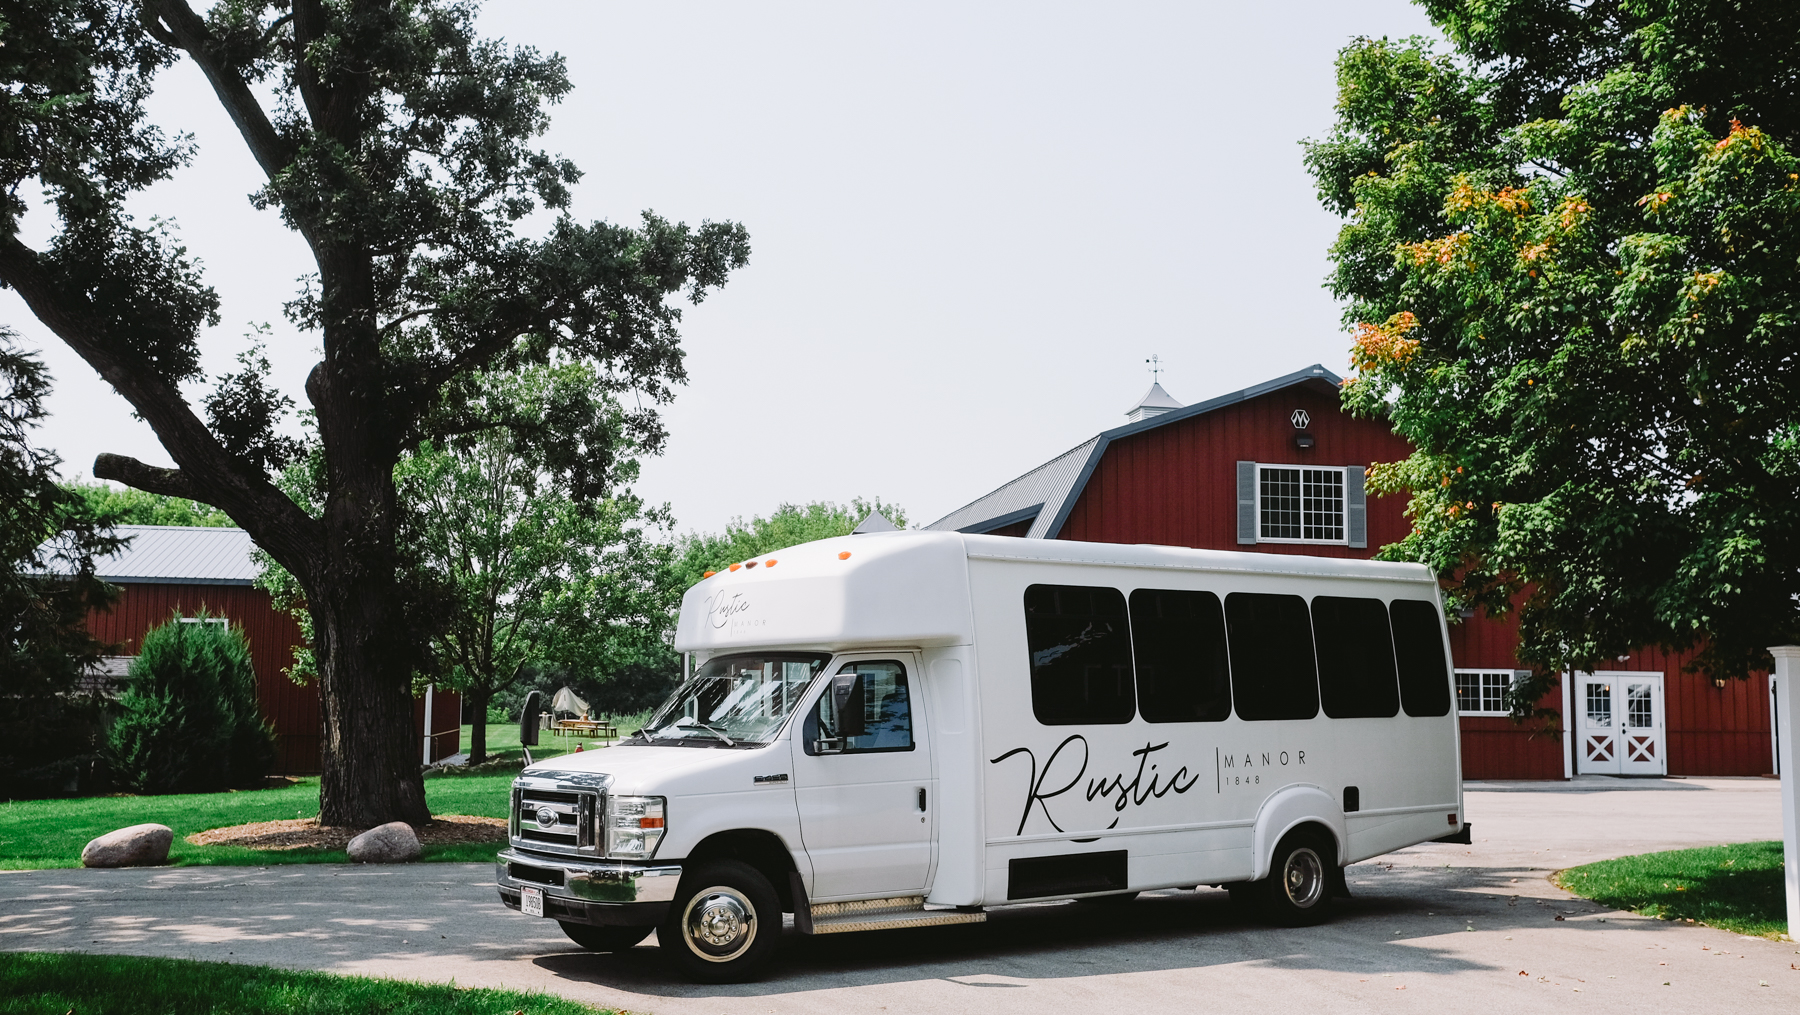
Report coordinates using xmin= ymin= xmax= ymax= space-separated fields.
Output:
xmin=421 ymin=683 xmax=435 ymax=766
xmin=1766 ymin=646 xmax=1800 ymax=941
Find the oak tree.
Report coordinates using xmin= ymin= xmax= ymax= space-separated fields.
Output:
xmin=0 ymin=1 xmax=748 ymax=822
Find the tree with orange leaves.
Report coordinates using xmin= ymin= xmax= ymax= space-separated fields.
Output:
xmin=1307 ymin=1 xmax=1800 ymax=718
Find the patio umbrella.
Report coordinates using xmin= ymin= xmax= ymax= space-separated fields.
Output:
xmin=550 ymin=686 xmax=589 ymax=716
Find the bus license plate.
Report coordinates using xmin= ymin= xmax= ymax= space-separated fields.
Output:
xmin=521 ymin=886 xmax=544 ymax=917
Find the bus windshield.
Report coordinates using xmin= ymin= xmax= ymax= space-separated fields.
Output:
xmin=638 ymin=652 xmax=830 ymax=746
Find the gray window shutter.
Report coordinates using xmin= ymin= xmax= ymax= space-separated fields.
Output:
xmin=1236 ymin=461 xmax=1257 ymax=544
xmin=1346 ymin=465 xmax=1367 ymax=548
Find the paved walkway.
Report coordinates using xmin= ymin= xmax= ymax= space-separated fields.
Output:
xmin=2 ymin=777 xmax=1795 ymax=1013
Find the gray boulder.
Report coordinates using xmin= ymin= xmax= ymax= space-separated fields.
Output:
xmin=347 ymin=821 xmax=421 ymax=863
xmin=81 ymin=823 xmax=174 ymax=868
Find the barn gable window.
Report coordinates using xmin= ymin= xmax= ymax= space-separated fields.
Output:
xmin=1237 ymin=463 xmax=1364 ymax=546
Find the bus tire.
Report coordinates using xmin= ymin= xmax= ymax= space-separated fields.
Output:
xmin=660 ymin=860 xmax=781 ymax=983
xmin=559 ymin=921 xmax=653 ymax=952
xmin=1257 ymin=829 xmax=1335 ymax=927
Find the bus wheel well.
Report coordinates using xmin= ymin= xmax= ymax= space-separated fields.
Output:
xmin=1280 ymin=820 xmax=1340 ymax=863
xmin=683 ymin=830 xmax=799 ymax=911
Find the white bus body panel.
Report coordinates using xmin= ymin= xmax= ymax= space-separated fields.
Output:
xmin=656 ymin=530 xmax=1462 ymax=908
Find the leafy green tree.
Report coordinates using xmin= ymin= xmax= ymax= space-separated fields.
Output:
xmin=0 ymin=331 xmax=122 ymax=797
xmin=62 ymin=480 xmax=234 ymax=527
xmin=399 ymin=364 xmax=678 ymax=763
xmin=1306 ymin=0 xmax=1800 ymax=715
xmin=0 ymin=3 xmax=748 ymax=823
xmin=668 ymin=498 xmax=908 ymax=590
xmin=103 ymin=610 xmax=275 ymax=794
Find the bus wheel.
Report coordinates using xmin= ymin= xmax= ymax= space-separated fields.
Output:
xmin=1258 ymin=830 xmax=1334 ymax=927
xmin=660 ymin=860 xmax=781 ymax=983
xmin=559 ymin=921 xmax=653 ymax=952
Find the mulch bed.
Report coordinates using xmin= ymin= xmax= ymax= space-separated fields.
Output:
xmin=186 ymin=814 xmax=506 ymax=851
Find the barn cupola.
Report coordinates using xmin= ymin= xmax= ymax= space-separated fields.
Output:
xmin=1125 ymin=382 xmax=1182 ymax=423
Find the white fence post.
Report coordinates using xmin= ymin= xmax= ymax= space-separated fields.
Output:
xmin=1767 ymin=646 xmax=1800 ymax=941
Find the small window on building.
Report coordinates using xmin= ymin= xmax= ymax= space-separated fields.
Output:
xmin=1129 ymin=588 xmax=1231 ymax=723
xmin=1259 ymin=465 xmax=1345 ymax=543
xmin=178 ymin=616 xmax=229 ymax=627
xmin=1023 ymin=584 xmax=1135 ymax=725
xmin=1224 ymin=592 xmax=1319 ymax=721
xmin=1311 ymin=596 xmax=1400 ymax=718
xmin=1454 ymin=670 xmax=1514 ymax=716
xmin=1390 ymin=599 xmax=1452 ymax=716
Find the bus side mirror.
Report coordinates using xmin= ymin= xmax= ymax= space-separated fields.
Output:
xmin=831 ymin=673 xmax=866 ymax=740
xmin=520 ymin=690 xmax=542 ymax=747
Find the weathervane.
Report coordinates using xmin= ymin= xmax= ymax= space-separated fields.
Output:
xmin=1146 ymin=354 xmax=1163 ymax=383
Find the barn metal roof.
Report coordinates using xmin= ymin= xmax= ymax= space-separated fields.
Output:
xmin=924 ymin=364 xmax=1343 ymax=538
xmin=95 ymin=525 xmax=260 ymax=586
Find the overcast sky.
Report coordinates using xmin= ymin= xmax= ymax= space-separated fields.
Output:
xmin=9 ymin=1 xmax=1439 ymax=536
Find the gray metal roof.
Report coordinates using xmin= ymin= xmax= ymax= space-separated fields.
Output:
xmin=926 ymin=364 xmax=1344 ymax=537
xmin=96 ymin=525 xmax=260 ymax=585
xmin=923 ymin=436 xmax=1100 ymax=537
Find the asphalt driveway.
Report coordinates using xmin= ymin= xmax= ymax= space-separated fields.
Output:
xmin=2 ymin=776 xmax=1795 ymax=1014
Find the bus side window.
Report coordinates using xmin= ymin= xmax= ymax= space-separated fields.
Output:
xmin=1129 ymin=588 xmax=1231 ymax=722
xmin=1023 ymin=584 xmax=1135 ymax=725
xmin=1224 ymin=592 xmax=1320 ymax=721
xmin=1311 ymin=596 xmax=1400 ymax=718
xmin=1390 ymin=600 xmax=1453 ymax=717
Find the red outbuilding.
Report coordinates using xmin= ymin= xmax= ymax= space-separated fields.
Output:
xmin=86 ymin=525 xmax=460 ymax=775
xmin=925 ymin=365 xmax=1777 ymax=780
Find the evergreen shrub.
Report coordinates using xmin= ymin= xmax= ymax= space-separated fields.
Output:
xmin=103 ymin=613 xmax=275 ymax=793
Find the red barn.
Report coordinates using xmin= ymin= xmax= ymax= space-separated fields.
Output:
xmin=925 ymin=365 xmax=1777 ymax=779
xmin=87 ymin=525 xmax=459 ymax=775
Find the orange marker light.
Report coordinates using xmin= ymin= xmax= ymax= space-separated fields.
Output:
xmin=765 ymin=559 xmax=777 ymax=567
xmin=639 ymin=817 xmax=665 ymax=829
xmin=838 ymin=551 xmax=852 ymax=560
xmin=703 ymin=570 xmax=716 ymax=578
xmin=729 ymin=563 xmax=742 ymax=572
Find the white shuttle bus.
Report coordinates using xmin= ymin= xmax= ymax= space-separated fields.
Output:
xmin=496 ymin=530 xmax=1466 ymax=981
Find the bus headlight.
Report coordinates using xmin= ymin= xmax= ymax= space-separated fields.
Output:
xmin=604 ymin=795 xmax=666 ymax=859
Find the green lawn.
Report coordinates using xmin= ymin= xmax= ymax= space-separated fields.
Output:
xmin=0 ymin=951 xmax=610 ymax=1015
xmin=0 ymin=773 xmax=521 ymax=869
xmin=0 ymin=722 xmax=647 ymax=870
xmin=1556 ymin=841 xmax=1789 ymax=939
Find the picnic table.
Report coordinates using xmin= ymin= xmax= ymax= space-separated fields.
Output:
xmin=553 ymin=719 xmax=618 ymax=742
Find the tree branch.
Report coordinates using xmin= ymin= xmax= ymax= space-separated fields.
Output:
xmin=92 ymin=454 xmax=203 ymax=500
xmin=0 ymin=235 xmax=323 ymax=576
xmin=145 ymin=2 xmax=295 ymax=183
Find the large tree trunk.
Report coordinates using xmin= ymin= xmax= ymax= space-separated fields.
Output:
xmin=312 ymin=574 xmax=431 ymax=827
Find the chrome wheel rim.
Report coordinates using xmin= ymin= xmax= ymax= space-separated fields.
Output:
xmin=681 ymin=885 xmax=756 ymax=962
xmin=1282 ymin=847 xmax=1325 ymax=909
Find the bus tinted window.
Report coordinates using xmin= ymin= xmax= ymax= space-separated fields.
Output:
xmin=1023 ymin=584 xmax=1135 ymax=725
xmin=1311 ymin=596 xmax=1400 ymax=718
xmin=1129 ymin=589 xmax=1231 ymax=723
xmin=1224 ymin=592 xmax=1319 ymax=721
xmin=1390 ymin=599 xmax=1452 ymax=716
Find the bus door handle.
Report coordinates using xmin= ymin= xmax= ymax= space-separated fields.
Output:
xmin=917 ymin=787 xmax=927 ymax=812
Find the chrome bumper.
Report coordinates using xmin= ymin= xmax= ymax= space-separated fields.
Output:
xmin=496 ymin=848 xmax=682 ymax=905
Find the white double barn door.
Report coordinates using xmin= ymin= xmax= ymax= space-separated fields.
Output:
xmin=1577 ymin=671 xmax=1666 ymax=776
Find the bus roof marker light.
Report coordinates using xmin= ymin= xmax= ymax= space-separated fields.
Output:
xmin=729 ymin=563 xmax=742 ymax=572
xmin=765 ymin=559 xmax=777 ymax=567
xmin=703 ymin=571 xmax=716 ymax=578
xmin=838 ymin=551 xmax=852 ymax=560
